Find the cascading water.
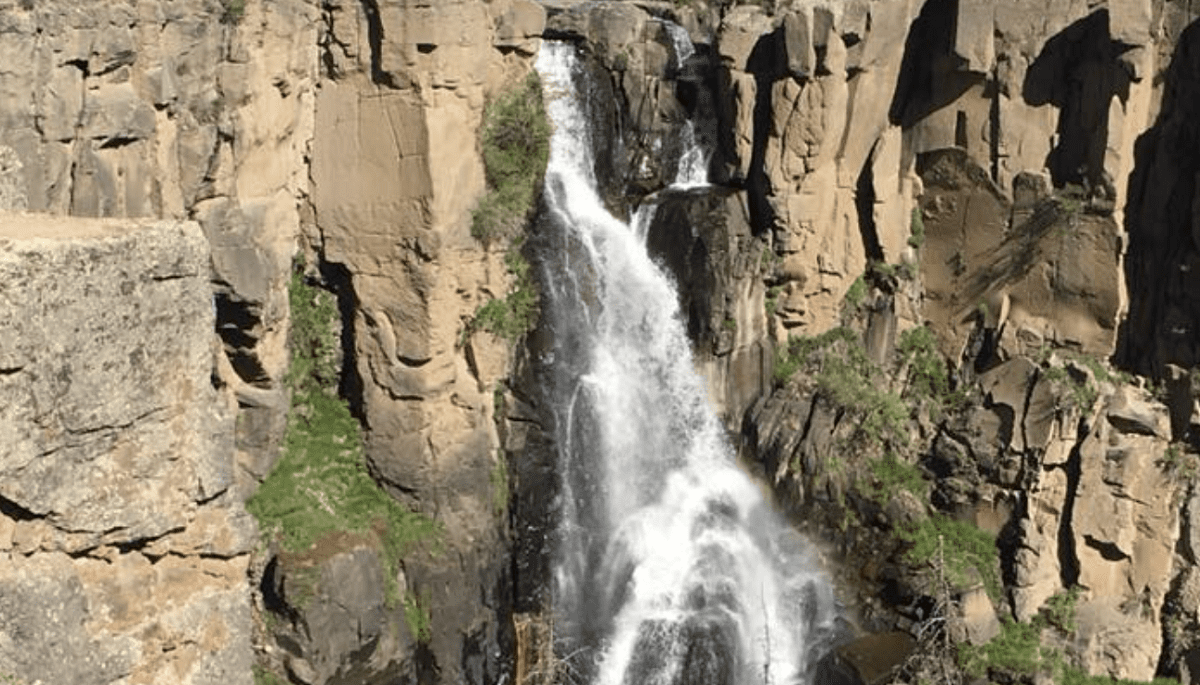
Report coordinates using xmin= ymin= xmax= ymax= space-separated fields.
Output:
xmin=535 ymin=41 xmax=838 ymax=685
xmin=663 ymin=22 xmax=711 ymax=189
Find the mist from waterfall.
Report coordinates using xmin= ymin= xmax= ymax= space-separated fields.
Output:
xmin=534 ymin=39 xmax=838 ymax=685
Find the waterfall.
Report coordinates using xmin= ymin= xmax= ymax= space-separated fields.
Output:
xmin=662 ymin=21 xmax=711 ymax=189
xmin=535 ymin=42 xmax=838 ymax=685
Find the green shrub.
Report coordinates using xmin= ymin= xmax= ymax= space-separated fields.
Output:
xmin=774 ymin=327 xmax=910 ymax=449
xmin=1043 ymin=586 xmax=1081 ymax=633
xmin=901 ymin=514 xmax=999 ymax=600
xmin=897 ymin=325 xmax=950 ymax=406
xmin=491 ymin=450 xmax=509 ymax=516
xmin=1054 ymin=183 xmax=1087 ymax=216
xmin=866 ymin=451 xmax=927 ymax=505
xmin=908 ymin=206 xmax=925 ymax=248
xmin=764 ymin=285 xmax=782 ymax=318
xmin=472 ymin=72 xmax=551 ymax=245
xmin=959 ymin=616 xmax=1050 ymax=677
xmin=1041 ymin=364 xmax=1098 ymax=411
xmin=1159 ymin=443 xmax=1199 ymax=481
xmin=252 ymin=666 xmax=285 ymax=685
xmin=844 ymin=275 xmax=867 ymax=310
xmin=221 ymin=0 xmax=245 ymax=23
xmin=470 ymin=243 xmax=539 ymax=341
xmin=247 ymin=268 xmax=438 ymax=610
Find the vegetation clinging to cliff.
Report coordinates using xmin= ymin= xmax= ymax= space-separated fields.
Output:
xmin=472 ymin=72 xmax=551 ymax=245
xmin=468 ymin=72 xmax=551 ymax=341
xmin=471 ymin=242 xmax=539 ymax=340
xmin=773 ymin=327 xmax=909 ymax=450
xmin=247 ymin=268 xmax=437 ymax=610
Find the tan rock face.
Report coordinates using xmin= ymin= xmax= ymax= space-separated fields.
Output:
xmin=916 ymin=149 xmax=1123 ymax=361
xmin=0 ymin=216 xmax=253 ymax=685
xmin=0 ymin=0 xmax=319 ymax=498
xmin=307 ymin=0 xmax=542 ymax=681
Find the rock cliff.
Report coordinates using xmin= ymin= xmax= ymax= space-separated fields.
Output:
xmin=6 ymin=0 xmax=1200 ymax=683
xmin=0 ymin=216 xmax=254 ymax=685
xmin=546 ymin=0 xmax=1200 ymax=682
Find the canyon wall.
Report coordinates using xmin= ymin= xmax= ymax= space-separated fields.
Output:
xmin=550 ymin=0 xmax=1200 ymax=681
xmin=0 ymin=217 xmax=254 ymax=685
xmin=6 ymin=0 xmax=1200 ymax=683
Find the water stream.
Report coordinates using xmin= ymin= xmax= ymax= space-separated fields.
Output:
xmin=535 ymin=41 xmax=838 ymax=685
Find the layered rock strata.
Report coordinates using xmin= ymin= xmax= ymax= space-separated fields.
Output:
xmin=0 ymin=215 xmax=254 ymax=685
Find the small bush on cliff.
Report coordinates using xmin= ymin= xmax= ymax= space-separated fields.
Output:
xmin=248 ymin=268 xmax=437 ymax=610
xmin=908 ymin=206 xmax=925 ymax=248
xmin=897 ymin=325 xmax=954 ymax=413
xmin=221 ymin=0 xmax=245 ymax=24
xmin=469 ymin=72 xmax=549 ymax=341
xmin=773 ymin=327 xmax=909 ymax=450
xmin=901 ymin=514 xmax=999 ymax=601
xmin=473 ymin=72 xmax=551 ymax=245
xmin=469 ymin=241 xmax=539 ymax=341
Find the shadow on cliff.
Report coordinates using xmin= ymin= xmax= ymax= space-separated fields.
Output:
xmin=887 ymin=0 xmax=980 ymax=129
xmin=1118 ymin=18 xmax=1200 ymax=377
xmin=1023 ymin=9 xmax=1131 ymax=191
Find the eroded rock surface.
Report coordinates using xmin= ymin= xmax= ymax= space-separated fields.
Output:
xmin=0 ymin=215 xmax=253 ymax=685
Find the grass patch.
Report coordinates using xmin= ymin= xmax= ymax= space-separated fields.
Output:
xmin=959 ymin=616 xmax=1051 ymax=678
xmin=253 ymin=665 xmax=285 ymax=685
xmin=960 ymin=586 xmax=1180 ymax=685
xmin=221 ymin=0 xmax=245 ymax=23
xmin=247 ymin=269 xmax=438 ymax=610
xmin=1041 ymin=364 xmax=1098 ymax=411
xmin=1043 ymin=586 xmax=1081 ymax=633
xmin=897 ymin=325 xmax=953 ymax=412
xmin=765 ymin=285 xmax=782 ymax=318
xmin=1159 ymin=443 xmax=1199 ymax=481
xmin=472 ymin=72 xmax=551 ymax=245
xmin=843 ymin=275 xmax=867 ymax=311
xmin=901 ymin=514 xmax=999 ymax=601
xmin=866 ymin=451 xmax=926 ymax=504
xmin=1053 ymin=182 xmax=1087 ymax=216
xmin=491 ymin=450 xmax=509 ymax=516
xmin=774 ymin=327 xmax=909 ymax=449
xmin=404 ymin=590 xmax=433 ymax=643
xmin=470 ymin=243 xmax=539 ymax=341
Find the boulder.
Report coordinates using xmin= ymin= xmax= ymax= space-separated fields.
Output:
xmin=0 ymin=215 xmax=253 ymax=685
xmin=818 ymin=632 xmax=916 ymax=685
xmin=1106 ymin=385 xmax=1170 ymax=437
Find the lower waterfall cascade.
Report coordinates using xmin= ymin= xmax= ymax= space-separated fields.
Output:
xmin=533 ymin=41 xmax=840 ymax=685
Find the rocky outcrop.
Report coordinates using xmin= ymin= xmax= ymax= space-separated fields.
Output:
xmin=0 ymin=0 xmax=319 ymax=498
xmin=0 ymin=215 xmax=254 ymax=685
xmin=917 ymin=150 xmax=1124 ymax=362
xmin=646 ymin=187 xmax=773 ymax=423
xmin=302 ymin=0 xmax=545 ymax=682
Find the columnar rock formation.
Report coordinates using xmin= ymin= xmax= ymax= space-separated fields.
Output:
xmin=6 ymin=0 xmax=1200 ymax=683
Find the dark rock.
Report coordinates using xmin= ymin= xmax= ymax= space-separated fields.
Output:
xmin=814 ymin=632 xmax=916 ymax=685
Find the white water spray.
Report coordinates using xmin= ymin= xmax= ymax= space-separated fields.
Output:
xmin=663 ymin=22 xmax=711 ymax=189
xmin=536 ymin=42 xmax=837 ymax=685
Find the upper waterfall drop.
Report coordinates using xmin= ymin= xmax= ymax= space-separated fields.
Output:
xmin=534 ymin=42 xmax=838 ymax=685
xmin=662 ymin=21 xmax=711 ymax=189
